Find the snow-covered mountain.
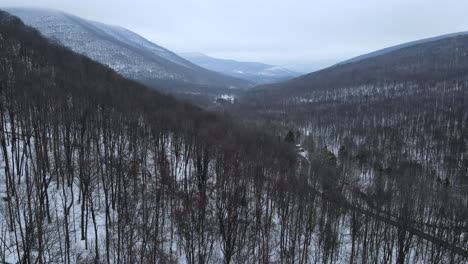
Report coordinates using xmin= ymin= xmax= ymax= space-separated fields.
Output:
xmin=6 ymin=8 xmax=253 ymax=91
xmin=180 ymin=52 xmax=302 ymax=84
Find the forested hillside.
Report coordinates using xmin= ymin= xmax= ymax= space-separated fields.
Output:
xmin=245 ymin=34 xmax=468 ymax=182
xmin=229 ymin=32 xmax=468 ymax=263
xmin=0 ymin=10 xmax=296 ymax=263
xmin=6 ymin=8 xmax=253 ymax=98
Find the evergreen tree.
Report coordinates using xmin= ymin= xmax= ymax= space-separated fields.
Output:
xmin=284 ymin=130 xmax=295 ymax=144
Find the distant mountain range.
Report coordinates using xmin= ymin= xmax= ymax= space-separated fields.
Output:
xmin=180 ymin=52 xmax=301 ymax=84
xmin=6 ymin=8 xmax=253 ymax=93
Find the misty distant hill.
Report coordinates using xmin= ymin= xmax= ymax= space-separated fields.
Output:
xmin=180 ymin=52 xmax=302 ymax=84
xmin=6 ymin=8 xmax=253 ymax=93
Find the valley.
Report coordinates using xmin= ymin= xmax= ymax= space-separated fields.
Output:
xmin=0 ymin=4 xmax=467 ymax=264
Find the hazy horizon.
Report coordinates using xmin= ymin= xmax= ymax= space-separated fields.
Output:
xmin=2 ymin=0 xmax=468 ymax=73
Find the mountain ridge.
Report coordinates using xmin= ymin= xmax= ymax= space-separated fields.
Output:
xmin=5 ymin=7 xmax=253 ymax=93
xmin=338 ymin=30 xmax=468 ymax=66
xmin=253 ymin=31 xmax=468 ymax=98
xmin=180 ymin=52 xmax=302 ymax=84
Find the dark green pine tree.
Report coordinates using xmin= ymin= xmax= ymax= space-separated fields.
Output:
xmin=284 ymin=130 xmax=295 ymax=144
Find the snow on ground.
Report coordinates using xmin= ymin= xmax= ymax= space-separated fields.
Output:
xmin=0 ymin=120 xmax=462 ymax=263
xmin=215 ymin=94 xmax=235 ymax=104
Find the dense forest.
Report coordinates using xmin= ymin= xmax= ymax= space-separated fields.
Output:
xmin=230 ymin=33 xmax=468 ymax=263
xmin=1 ymin=9 xmax=468 ymax=264
xmin=239 ymin=34 xmax=468 ymax=182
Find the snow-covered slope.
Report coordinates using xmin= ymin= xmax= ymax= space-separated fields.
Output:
xmin=6 ymin=8 xmax=252 ymax=90
xmin=338 ymin=30 xmax=468 ymax=65
xmin=180 ymin=52 xmax=302 ymax=84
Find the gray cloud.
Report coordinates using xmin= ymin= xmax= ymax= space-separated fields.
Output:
xmin=2 ymin=0 xmax=468 ymax=72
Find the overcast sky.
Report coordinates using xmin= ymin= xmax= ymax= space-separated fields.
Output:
xmin=2 ymin=0 xmax=468 ymax=72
